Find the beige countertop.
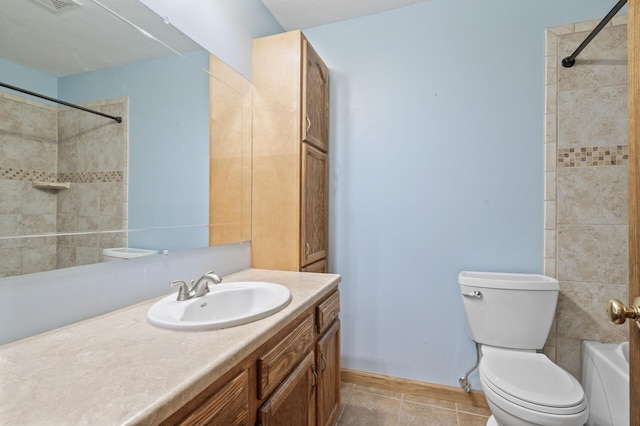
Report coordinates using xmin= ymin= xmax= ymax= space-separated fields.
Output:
xmin=0 ymin=268 xmax=341 ymax=425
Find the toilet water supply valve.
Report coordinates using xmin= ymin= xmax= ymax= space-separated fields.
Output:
xmin=459 ymin=341 xmax=480 ymax=393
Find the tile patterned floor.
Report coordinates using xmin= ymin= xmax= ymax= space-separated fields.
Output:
xmin=336 ymin=382 xmax=492 ymax=426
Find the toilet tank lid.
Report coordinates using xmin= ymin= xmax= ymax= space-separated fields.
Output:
xmin=458 ymin=271 xmax=559 ymax=291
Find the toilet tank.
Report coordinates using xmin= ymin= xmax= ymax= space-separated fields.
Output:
xmin=458 ymin=271 xmax=559 ymax=350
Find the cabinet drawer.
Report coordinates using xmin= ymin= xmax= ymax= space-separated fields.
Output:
xmin=316 ymin=291 xmax=339 ymax=335
xmin=258 ymin=315 xmax=314 ymax=400
xmin=178 ymin=370 xmax=249 ymax=425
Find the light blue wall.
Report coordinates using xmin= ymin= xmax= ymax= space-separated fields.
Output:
xmin=303 ymin=0 xmax=616 ymax=388
xmin=0 ymin=58 xmax=57 ymax=100
xmin=59 ymin=51 xmax=211 ymax=250
xmin=3 ymin=51 xmax=212 ymax=251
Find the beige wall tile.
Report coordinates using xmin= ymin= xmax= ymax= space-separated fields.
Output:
xmin=0 ymin=248 xmax=22 ymax=278
xmin=544 ymin=114 xmax=557 ymax=144
xmin=545 ymin=31 xmax=558 ymax=57
xmin=543 ymin=258 xmax=556 ymax=278
xmin=546 ymin=60 xmax=558 ymax=88
xmin=544 ymin=142 xmax=556 ymax=171
xmin=545 ymin=84 xmax=557 ymax=114
xmin=548 ymin=24 xmax=575 ymax=36
xmin=557 ymin=224 xmax=627 ymax=284
xmin=544 ymin=229 xmax=556 ymax=259
xmin=557 ymin=281 xmax=628 ymax=343
xmin=22 ymin=103 xmax=57 ymax=142
xmin=558 ymin=85 xmax=627 ymax=148
xmin=22 ymin=244 xmax=56 ymax=274
xmin=0 ymin=96 xmax=24 ymax=135
xmin=558 ymin=25 xmax=627 ymax=91
xmin=544 ymin=201 xmax=556 ymax=230
xmin=76 ymin=247 xmax=100 ymax=266
xmin=23 ymin=213 xmax=56 ymax=234
xmin=544 ymin=171 xmax=556 ymax=201
xmin=57 ymin=109 xmax=78 ymax=144
xmin=574 ymin=19 xmax=600 ymax=33
xmin=556 ymin=337 xmax=582 ymax=380
xmin=557 ymin=166 xmax=628 ymax=225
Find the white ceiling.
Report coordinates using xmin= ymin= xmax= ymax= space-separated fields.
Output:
xmin=259 ymin=0 xmax=430 ymax=31
xmin=0 ymin=0 xmax=200 ymax=77
xmin=1 ymin=0 xmax=429 ymax=77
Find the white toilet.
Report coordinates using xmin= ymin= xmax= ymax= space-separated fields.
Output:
xmin=458 ymin=271 xmax=588 ymax=426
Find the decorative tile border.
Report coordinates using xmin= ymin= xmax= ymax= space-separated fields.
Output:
xmin=557 ymin=145 xmax=628 ymax=167
xmin=0 ymin=168 xmax=123 ymax=183
xmin=58 ymin=171 xmax=123 ymax=183
xmin=0 ymin=168 xmax=56 ymax=182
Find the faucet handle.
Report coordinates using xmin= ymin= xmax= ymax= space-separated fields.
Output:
xmin=171 ymin=280 xmax=190 ymax=301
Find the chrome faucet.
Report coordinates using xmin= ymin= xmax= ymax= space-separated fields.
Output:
xmin=190 ymin=270 xmax=223 ymax=297
xmin=170 ymin=270 xmax=223 ymax=301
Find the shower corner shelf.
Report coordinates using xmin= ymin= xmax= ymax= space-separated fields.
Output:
xmin=32 ymin=181 xmax=71 ymax=191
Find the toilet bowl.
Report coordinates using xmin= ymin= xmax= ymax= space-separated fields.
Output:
xmin=458 ymin=271 xmax=588 ymax=426
xmin=479 ymin=346 xmax=587 ymax=426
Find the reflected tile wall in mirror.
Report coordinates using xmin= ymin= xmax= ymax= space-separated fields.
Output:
xmin=0 ymin=91 xmax=128 ymax=276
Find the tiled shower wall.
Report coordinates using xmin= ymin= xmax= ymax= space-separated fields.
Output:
xmin=544 ymin=16 xmax=629 ymax=380
xmin=0 ymin=92 xmax=128 ymax=277
xmin=56 ymin=98 xmax=128 ymax=269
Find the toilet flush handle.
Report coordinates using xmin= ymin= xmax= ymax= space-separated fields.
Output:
xmin=462 ymin=290 xmax=482 ymax=299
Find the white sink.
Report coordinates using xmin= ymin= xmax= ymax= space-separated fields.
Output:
xmin=147 ymin=281 xmax=291 ymax=331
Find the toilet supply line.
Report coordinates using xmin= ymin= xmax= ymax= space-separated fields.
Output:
xmin=458 ymin=341 xmax=480 ymax=393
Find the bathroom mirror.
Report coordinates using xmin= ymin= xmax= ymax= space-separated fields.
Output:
xmin=0 ymin=0 xmax=250 ymax=277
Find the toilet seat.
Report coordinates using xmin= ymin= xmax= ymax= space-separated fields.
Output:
xmin=480 ymin=347 xmax=587 ymax=416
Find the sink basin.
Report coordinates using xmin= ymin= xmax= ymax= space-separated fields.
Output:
xmin=147 ymin=281 xmax=291 ymax=331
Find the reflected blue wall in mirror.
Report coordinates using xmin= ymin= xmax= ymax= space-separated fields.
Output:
xmin=1 ymin=51 xmax=209 ymax=251
xmin=59 ymin=51 xmax=210 ymax=251
xmin=1 ymin=57 xmax=57 ymax=100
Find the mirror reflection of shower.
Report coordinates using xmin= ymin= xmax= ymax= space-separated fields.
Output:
xmin=0 ymin=93 xmax=128 ymax=276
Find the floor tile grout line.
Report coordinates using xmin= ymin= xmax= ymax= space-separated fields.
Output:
xmin=337 ymin=387 xmax=354 ymax=423
xmin=395 ymin=392 xmax=404 ymax=426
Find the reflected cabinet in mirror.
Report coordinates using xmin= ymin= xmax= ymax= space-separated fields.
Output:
xmin=0 ymin=0 xmax=250 ymax=277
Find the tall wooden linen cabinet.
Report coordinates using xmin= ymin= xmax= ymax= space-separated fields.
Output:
xmin=252 ymin=30 xmax=329 ymax=273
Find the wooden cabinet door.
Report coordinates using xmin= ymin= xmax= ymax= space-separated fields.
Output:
xmin=258 ymin=351 xmax=317 ymax=426
xmin=301 ymin=143 xmax=328 ymax=267
xmin=302 ymin=39 xmax=329 ymax=152
xmin=316 ymin=320 xmax=340 ymax=426
xmin=301 ymin=259 xmax=327 ymax=273
xmin=177 ymin=370 xmax=249 ymax=426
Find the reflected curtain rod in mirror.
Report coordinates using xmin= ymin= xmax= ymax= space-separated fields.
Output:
xmin=0 ymin=81 xmax=122 ymax=123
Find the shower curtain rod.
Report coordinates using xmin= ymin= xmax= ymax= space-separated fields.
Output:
xmin=0 ymin=81 xmax=122 ymax=123
xmin=562 ymin=0 xmax=627 ymax=68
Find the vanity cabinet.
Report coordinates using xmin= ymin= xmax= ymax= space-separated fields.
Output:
xmin=301 ymin=143 xmax=328 ymax=267
xmin=252 ymin=30 xmax=329 ymax=272
xmin=176 ymin=371 xmax=249 ymax=425
xmin=164 ymin=289 xmax=340 ymax=426
xmin=315 ymin=291 xmax=341 ymax=426
xmin=258 ymin=351 xmax=317 ymax=425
